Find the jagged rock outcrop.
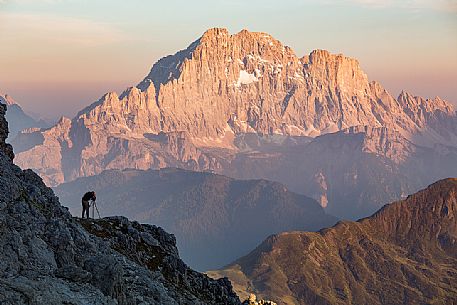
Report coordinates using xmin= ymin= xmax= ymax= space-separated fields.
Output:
xmin=78 ymin=217 xmax=240 ymax=304
xmin=54 ymin=168 xmax=337 ymax=270
xmin=209 ymin=179 xmax=457 ymax=305
xmin=242 ymin=294 xmax=277 ymax=305
xmin=0 ymin=103 xmax=240 ymax=304
xmin=0 ymin=104 xmax=14 ymax=161
xmin=12 ymin=28 xmax=457 ymax=220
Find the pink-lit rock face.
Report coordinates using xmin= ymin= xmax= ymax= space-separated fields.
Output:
xmin=12 ymin=28 xmax=457 ymax=203
xmin=0 ymin=93 xmax=17 ymax=106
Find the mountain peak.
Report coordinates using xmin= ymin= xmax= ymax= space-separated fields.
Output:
xmin=367 ymin=177 xmax=457 ymax=235
xmin=212 ymin=178 xmax=457 ymax=304
xmin=422 ymin=178 xmax=457 ymax=201
xmin=396 ymin=89 xmax=455 ymax=129
xmin=12 ymin=28 xmax=457 ymax=187
xmin=308 ymin=49 xmax=360 ymax=65
xmin=0 ymin=93 xmax=17 ymax=106
xmin=201 ymin=27 xmax=230 ymax=40
xmin=397 ymin=89 xmax=414 ymax=100
xmin=397 ymin=90 xmax=453 ymax=108
xmin=57 ymin=116 xmax=72 ymax=126
xmin=200 ymin=28 xmax=276 ymax=43
xmin=233 ymin=28 xmax=276 ymax=41
xmin=431 ymin=177 xmax=457 ymax=187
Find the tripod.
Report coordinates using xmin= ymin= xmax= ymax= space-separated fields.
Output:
xmin=91 ymin=200 xmax=101 ymax=219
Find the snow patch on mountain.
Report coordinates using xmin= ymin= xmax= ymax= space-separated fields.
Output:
xmin=235 ymin=70 xmax=259 ymax=87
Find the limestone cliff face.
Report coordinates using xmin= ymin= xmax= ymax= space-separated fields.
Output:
xmin=342 ymin=126 xmax=416 ymax=163
xmin=27 ymin=28 xmax=456 ymax=144
xmin=12 ymin=28 xmax=457 ymax=197
xmin=14 ymin=117 xmax=73 ymax=186
xmin=134 ymin=28 xmax=455 ymax=140
xmin=397 ymin=91 xmax=457 ymax=145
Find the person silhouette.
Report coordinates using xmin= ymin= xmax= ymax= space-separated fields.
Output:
xmin=81 ymin=191 xmax=96 ymax=219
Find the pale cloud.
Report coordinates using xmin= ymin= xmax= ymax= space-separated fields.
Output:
xmin=0 ymin=0 xmax=67 ymax=4
xmin=0 ymin=12 xmax=141 ymax=84
xmin=0 ymin=12 xmax=128 ymax=47
xmin=1 ymin=0 xmax=455 ymax=12
xmin=347 ymin=0 xmax=457 ymax=12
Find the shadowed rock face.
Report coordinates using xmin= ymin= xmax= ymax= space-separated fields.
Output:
xmin=54 ymin=168 xmax=337 ymax=270
xmin=209 ymin=179 xmax=457 ymax=305
xmin=226 ymin=127 xmax=457 ymax=219
xmin=0 ymin=104 xmax=14 ymax=161
xmin=0 ymin=102 xmax=240 ymax=304
xmin=78 ymin=216 xmax=241 ymax=304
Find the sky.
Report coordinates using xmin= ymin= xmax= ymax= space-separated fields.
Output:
xmin=0 ymin=0 xmax=456 ymax=120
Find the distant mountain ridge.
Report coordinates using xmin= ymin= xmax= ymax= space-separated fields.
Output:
xmin=54 ymin=168 xmax=337 ymax=270
xmin=225 ymin=126 xmax=457 ymax=218
xmin=11 ymin=28 xmax=457 ymax=219
xmin=0 ymin=93 xmax=50 ymax=140
xmin=209 ymin=178 xmax=457 ymax=304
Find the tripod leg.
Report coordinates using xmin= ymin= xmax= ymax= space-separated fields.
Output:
xmin=94 ymin=202 xmax=101 ymax=219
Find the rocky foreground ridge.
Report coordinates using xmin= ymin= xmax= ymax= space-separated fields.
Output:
xmin=0 ymin=103 xmax=241 ymax=304
xmin=209 ymin=178 xmax=457 ymax=305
